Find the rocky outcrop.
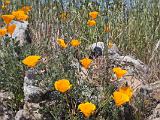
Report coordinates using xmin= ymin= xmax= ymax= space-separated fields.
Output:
xmin=23 ymin=69 xmax=47 ymax=103
xmin=1 ymin=41 xmax=158 ymax=120
xmin=141 ymin=81 xmax=160 ymax=101
xmin=147 ymin=104 xmax=160 ymax=120
xmin=109 ymin=43 xmax=149 ymax=78
xmin=0 ymin=91 xmax=15 ymax=120
xmin=15 ymin=102 xmax=42 ymax=120
xmin=10 ymin=20 xmax=31 ymax=46
xmin=15 ymin=69 xmax=46 ymax=120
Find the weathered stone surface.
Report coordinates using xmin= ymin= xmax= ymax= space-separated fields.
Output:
xmin=147 ymin=104 xmax=160 ymax=120
xmin=141 ymin=81 xmax=160 ymax=101
xmin=88 ymin=42 xmax=149 ymax=79
xmin=108 ymin=44 xmax=149 ymax=78
xmin=108 ymin=43 xmax=120 ymax=55
xmin=119 ymin=76 xmax=142 ymax=93
xmin=10 ymin=20 xmax=30 ymax=46
xmin=0 ymin=90 xmax=15 ymax=120
xmin=15 ymin=102 xmax=42 ymax=120
xmin=0 ymin=40 xmax=156 ymax=120
xmin=15 ymin=69 xmax=56 ymax=120
xmin=0 ymin=90 xmax=14 ymax=101
xmin=24 ymin=69 xmax=46 ymax=103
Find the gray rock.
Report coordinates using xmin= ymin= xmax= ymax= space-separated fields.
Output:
xmin=0 ymin=90 xmax=14 ymax=101
xmin=107 ymin=44 xmax=149 ymax=81
xmin=89 ymin=42 xmax=149 ymax=77
xmin=108 ymin=43 xmax=120 ymax=55
xmin=0 ymin=90 xmax=15 ymax=120
xmin=141 ymin=81 xmax=160 ymax=101
xmin=147 ymin=104 xmax=160 ymax=120
xmin=10 ymin=20 xmax=30 ymax=46
xmin=15 ymin=102 xmax=42 ymax=120
xmin=15 ymin=69 xmax=50 ymax=120
xmin=24 ymin=69 xmax=45 ymax=103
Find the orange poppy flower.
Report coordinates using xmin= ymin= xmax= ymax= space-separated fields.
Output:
xmin=0 ymin=29 xmax=7 ymax=37
xmin=89 ymin=11 xmax=99 ymax=19
xmin=80 ymin=58 xmax=92 ymax=69
xmin=54 ymin=79 xmax=72 ymax=93
xmin=20 ymin=6 xmax=32 ymax=14
xmin=12 ymin=10 xmax=28 ymax=21
xmin=70 ymin=39 xmax=80 ymax=47
xmin=7 ymin=24 xmax=16 ymax=36
xmin=12 ymin=10 xmax=24 ymax=17
xmin=112 ymin=86 xmax=133 ymax=106
xmin=113 ymin=67 xmax=127 ymax=79
xmin=57 ymin=39 xmax=67 ymax=48
xmin=113 ymin=91 xmax=130 ymax=107
xmin=1 ymin=15 xmax=15 ymax=25
xmin=78 ymin=102 xmax=96 ymax=118
xmin=87 ymin=20 xmax=96 ymax=27
xmin=119 ymin=86 xmax=133 ymax=99
xmin=22 ymin=55 xmax=41 ymax=67
xmin=17 ymin=14 xmax=28 ymax=21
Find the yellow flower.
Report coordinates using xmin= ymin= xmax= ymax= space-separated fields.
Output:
xmin=7 ymin=24 xmax=16 ymax=36
xmin=119 ymin=86 xmax=133 ymax=99
xmin=0 ymin=29 xmax=7 ymax=37
xmin=113 ymin=86 xmax=133 ymax=107
xmin=54 ymin=79 xmax=72 ymax=93
xmin=89 ymin=11 xmax=99 ymax=19
xmin=70 ymin=39 xmax=80 ymax=47
xmin=80 ymin=58 xmax=92 ymax=69
xmin=57 ymin=38 xmax=67 ymax=48
xmin=112 ymin=67 xmax=127 ymax=79
xmin=87 ymin=20 xmax=96 ymax=27
xmin=22 ymin=55 xmax=41 ymax=67
xmin=113 ymin=91 xmax=130 ymax=107
xmin=12 ymin=10 xmax=28 ymax=21
xmin=1 ymin=15 xmax=15 ymax=25
xmin=78 ymin=102 xmax=96 ymax=118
